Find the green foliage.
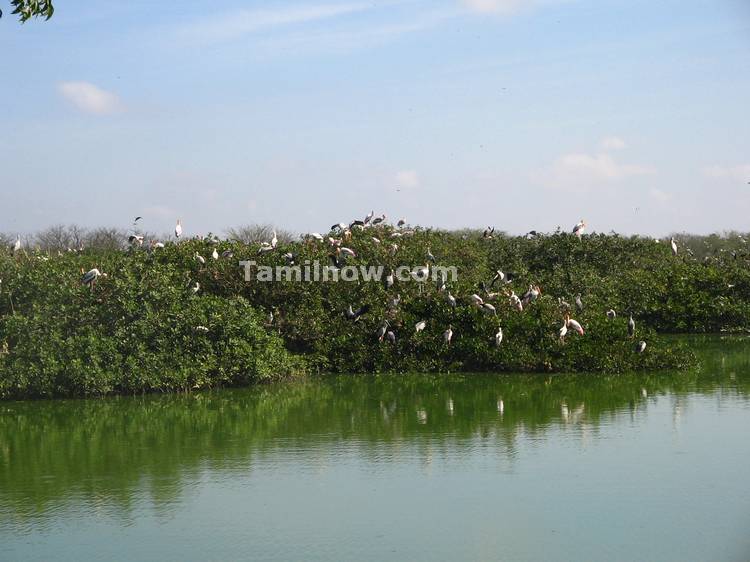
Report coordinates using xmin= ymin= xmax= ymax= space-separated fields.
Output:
xmin=1 ymin=226 xmax=729 ymax=398
xmin=1 ymin=0 xmax=54 ymax=22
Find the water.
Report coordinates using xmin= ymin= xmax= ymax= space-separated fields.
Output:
xmin=1 ymin=336 xmax=749 ymax=562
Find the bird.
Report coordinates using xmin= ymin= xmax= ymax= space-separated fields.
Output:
xmin=388 ymin=294 xmax=401 ymax=310
xmin=270 ymin=230 xmax=278 ymax=249
xmin=482 ymin=303 xmax=497 ymax=315
xmin=495 ymin=326 xmax=503 ymax=346
xmin=558 ymin=320 xmax=568 ymax=341
xmin=521 ymin=284 xmax=542 ymax=306
xmin=128 ymin=235 xmax=144 ymax=246
xmin=397 ymin=219 xmax=406 ymax=227
xmin=11 ymin=236 xmax=21 ymax=255
xmin=191 ymin=281 xmax=200 ymax=294
xmin=469 ymin=293 xmax=484 ymax=307
xmin=426 ymin=247 xmax=436 ymax=262
xmin=371 ymin=214 xmax=386 ymax=225
xmin=377 ymin=322 xmax=390 ymax=342
xmin=670 ymin=237 xmax=678 ymax=256
xmin=364 ymin=210 xmax=374 ymax=224
xmin=490 ymin=270 xmax=505 ymax=287
xmin=194 ymin=252 xmax=206 ymax=265
xmin=212 ymin=248 xmax=219 ymax=260
xmin=415 ymin=320 xmax=427 ymax=333
xmin=606 ymin=309 xmax=616 ymax=319
xmin=339 ymin=247 xmax=356 ymax=258
xmin=309 ymin=232 xmax=324 ymax=242
xmin=446 ymin=291 xmax=457 ymax=308
xmin=175 ymin=220 xmax=182 ymax=239
xmin=575 ymin=294 xmax=583 ymax=312
xmin=134 ymin=216 xmax=142 ymax=223
xmin=509 ymin=292 xmax=523 ymax=312
xmin=628 ymin=315 xmax=636 ymax=338
xmin=221 ymin=249 xmax=234 ymax=259
xmin=635 ymin=340 xmax=647 ymax=353
xmin=443 ymin=325 xmax=453 ymax=344
xmin=566 ymin=315 xmax=584 ymax=336
xmin=482 ymin=226 xmax=495 ymax=239
xmin=345 ymin=304 xmax=370 ymax=321
xmin=386 ymin=330 xmax=396 ymax=344
xmin=386 ymin=269 xmax=395 ymax=289
xmin=412 ymin=263 xmax=430 ymax=282
xmin=81 ymin=268 xmax=104 ymax=288
xmin=573 ymin=219 xmax=586 ymax=237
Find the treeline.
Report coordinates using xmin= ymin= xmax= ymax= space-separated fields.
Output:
xmin=3 ymin=223 xmax=750 ymax=256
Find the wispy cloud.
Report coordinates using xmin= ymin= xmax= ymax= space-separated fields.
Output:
xmin=702 ymin=164 xmax=750 ymax=182
xmin=57 ymin=81 xmax=122 ymax=115
xmin=256 ymin=11 xmax=452 ymax=56
xmin=649 ymin=188 xmax=672 ymax=202
xmin=173 ymin=3 xmax=372 ymax=45
xmin=395 ymin=170 xmax=420 ymax=189
xmin=461 ymin=0 xmax=530 ymax=15
xmin=538 ymin=150 xmax=654 ymax=190
xmin=601 ymin=136 xmax=626 ymax=150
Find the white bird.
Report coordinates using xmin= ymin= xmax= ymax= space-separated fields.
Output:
xmin=412 ymin=263 xmax=429 ymax=282
xmin=175 ymin=219 xmax=182 ymax=239
xmin=309 ymin=232 xmax=324 ymax=242
xmin=339 ymin=247 xmax=356 ymax=258
xmin=446 ymin=291 xmax=457 ymax=308
xmin=212 ymin=248 xmax=219 ymax=260
xmin=573 ymin=219 xmax=586 ymax=237
xmin=575 ymin=293 xmax=583 ymax=311
xmin=195 ymin=325 xmax=209 ymax=333
xmin=270 ymin=230 xmax=278 ymax=249
xmin=11 ymin=236 xmax=21 ymax=255
xmin=415 ymin=320 xmax=427 ymax=333
xmin=194 ymin=252 xmax=205 ymax=265
xmin=81 ymin=268 xmax=103 ymax=288
xmin=628 ymin=315 xmax=636 ymax=338
xmin=386 ymin=330 xmax=396 ymax=343
xmin=636 ymin=340 xmax=647 ymax=353
xmin=482 ymin=303 xmax=497 ymax=315
xmin=377 ymin=322 xmax=390 ymax=342
xmin=495 ymin=326 xmax=503 ymax=347
xmin=670 ymin=237 xmax=678 ymax=256
xmin=443 ymin=325 xmax=453 ymax=344
xmin=469 ymin=293 xmax=484 ymax=307
xmin=509 ymin=292 xmax=523 ymax=312
xmin=426 ymin=247 xmax=436 ymax=262
xmin=566 ymin=315 xmax=584 ymax=336
xmin=558 ymin=320 xmax=568 ymax=341
xmin=191 ymin=281 xmax=200 ymax=294
xmin=364 ymin=210 xmax=374 ymax=224
xmin=606 ymin=309 xmax=616 ymax=319
xmin=386 ymin=269 xmax=395 ymax=289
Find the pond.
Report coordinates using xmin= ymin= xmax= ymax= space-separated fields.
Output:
xmin=1 ymin=336 xmax=749 ymax=561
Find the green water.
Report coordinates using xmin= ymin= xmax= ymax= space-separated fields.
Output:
xmin=1 ymin=337 xmax=749 ymax=562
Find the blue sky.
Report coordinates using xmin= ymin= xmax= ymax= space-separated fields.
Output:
xmin=1 ymin=0 xmax=749 ymax=237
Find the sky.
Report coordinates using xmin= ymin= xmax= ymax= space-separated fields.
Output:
xmin=1 ymin=0 xmax=749 ymax=238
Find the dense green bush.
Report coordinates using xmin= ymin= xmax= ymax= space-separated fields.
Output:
xmin=4 ymin=225 xmax=747 ymax=398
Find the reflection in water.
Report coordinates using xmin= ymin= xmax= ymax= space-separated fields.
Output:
xmin=0 ymin=336 xmax=749 ymax=561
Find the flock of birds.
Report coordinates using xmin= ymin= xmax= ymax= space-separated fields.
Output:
xmin=6 ymin=211 xmax=677 ymax=356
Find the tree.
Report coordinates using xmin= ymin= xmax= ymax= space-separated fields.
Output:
xmin=1 ymin=0 xmax=54 ymax=23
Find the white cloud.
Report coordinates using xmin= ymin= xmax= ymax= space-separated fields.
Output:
xmin=702 ymin=164 xmax=750 ymax=182
xmin=461 ymin=0 xmax=528 ymax=14
xmin=395 ymin=170 xmax=420 ymax=189
xmin=58 ymin=81 xmax=122 ymax=115
xmin=540 ymin=152 xmax=654 ymax=189
xmin=174 ymin=3 xmax=371 ymax=44
xmin=601 ymin=136 xmax=626 ymax=150
xmin=649 ymin=188 xmax=672 ymax=202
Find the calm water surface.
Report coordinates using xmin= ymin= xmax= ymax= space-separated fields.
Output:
xmin=1 ymin=336 xmax=749 ymax=561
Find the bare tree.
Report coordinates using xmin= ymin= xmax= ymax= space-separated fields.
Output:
xmin=226 ymin=224 xmax=296 ymax=245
